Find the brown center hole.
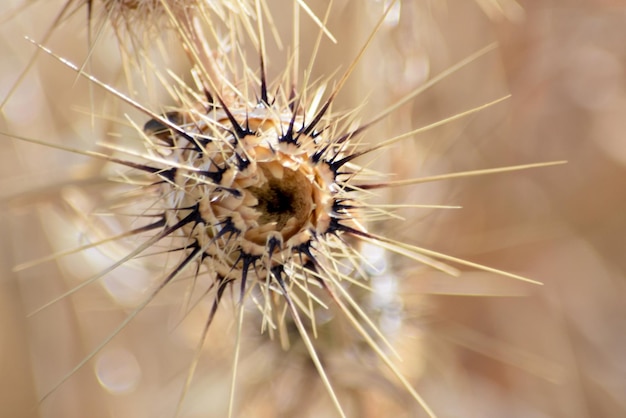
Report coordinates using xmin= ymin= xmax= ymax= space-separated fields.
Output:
xmin=246 ymin=164 xmax=313 ymax=242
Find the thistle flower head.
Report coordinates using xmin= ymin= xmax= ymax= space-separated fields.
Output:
xmin=143 ymin=89 xmax=357 ymax=293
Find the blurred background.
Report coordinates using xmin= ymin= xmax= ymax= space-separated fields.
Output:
xmin=1 ymin=0 xmax=625 ymax=417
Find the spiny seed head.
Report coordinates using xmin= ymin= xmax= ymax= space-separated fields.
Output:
xmin=90 ymin=0 xmax=252 ymax=47
xmin=143 ymin=92 xmax=360 ymax=292
xmin=100 ymin=0 xmax=201 ymax=21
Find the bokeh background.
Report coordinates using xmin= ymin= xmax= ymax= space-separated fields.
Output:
xmin=1 ymin=1 xmax=625 ymax=417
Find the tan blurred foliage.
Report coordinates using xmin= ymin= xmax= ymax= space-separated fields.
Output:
xmin=1 ymin=1 xmax=625 ymax=417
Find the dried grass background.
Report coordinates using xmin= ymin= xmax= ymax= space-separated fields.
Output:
xmin=1 ymin=1 xmax=626 ymax=417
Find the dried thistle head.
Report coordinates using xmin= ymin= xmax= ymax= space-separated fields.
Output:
xmin=89 ymin=0 xmax=253 ymax=42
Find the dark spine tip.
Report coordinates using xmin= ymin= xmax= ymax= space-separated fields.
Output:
xmin=234 ymin=152 xmax=250 ymax=171
xmin=311 ymin=144 xmax=331 ymax=164
xmin=260 ymin=55 xmax=269 ymax=105
xmin=278 ymin=105 xmax=301 ymax=145
xmin=204 ymin=89 xmax=216 ymax=111
xmin=214 ymin=93 xmax=250 ymax=139
xmin=300 ymin=99 xmax=332 ymax=137
xmin=200 ymin=164 xmax=228 ymax=184
xmin=266 ymin=236 xmax=283 ymax=259
xmin=238 ymin=253 xmax=260 ymax=302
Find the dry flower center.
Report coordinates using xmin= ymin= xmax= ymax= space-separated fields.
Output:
xmin=246 ymin=164 xmax=312 ymax=244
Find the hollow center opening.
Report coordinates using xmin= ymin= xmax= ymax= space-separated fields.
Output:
xmin=246 ymin=164 xmax=313 ymax=242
